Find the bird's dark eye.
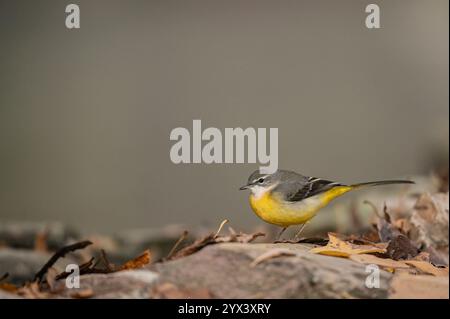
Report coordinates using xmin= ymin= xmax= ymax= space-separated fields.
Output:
xmin=257 ymin=178 xmax=264 ymax=183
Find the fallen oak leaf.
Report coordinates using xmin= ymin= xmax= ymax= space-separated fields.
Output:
xmin=118 ymin=249 xmax=151 ymax=271
xmin=404 ymin=260 xmax=449 ymax=277
xmin=250 ymin=248 xmax=296 ymax=267
xmin=310 ymin=233 xmax=386 ymax=258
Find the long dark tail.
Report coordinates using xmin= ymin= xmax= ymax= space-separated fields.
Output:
xmin=351 ymin=180 xmax=414 ymax=188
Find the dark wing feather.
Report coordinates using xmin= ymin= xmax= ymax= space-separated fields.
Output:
xmin=286 ymin=177 xmax=343 ymax=202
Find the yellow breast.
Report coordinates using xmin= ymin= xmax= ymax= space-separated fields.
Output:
xmin=249 ymin=186 xmax=352 ymax=227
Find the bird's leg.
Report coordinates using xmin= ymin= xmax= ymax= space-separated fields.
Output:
xmin=273 ymin=227 xmax=288 ymax=242
xmin=293 ymin=223 xmax=309 ymax=241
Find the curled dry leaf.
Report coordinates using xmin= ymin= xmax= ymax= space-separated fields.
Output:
xmin=118 ymin=249 xmax=151 ymax=271
xmin=310 ymin=233 xmax=386 ymax=258
xmin=250 ymin=248 xmax=296 ymax=267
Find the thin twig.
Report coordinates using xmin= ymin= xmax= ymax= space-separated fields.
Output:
xmin=363 ymin=200 xmax=382 ymax=219
xmin=34 ymin=240 xmax=93 ymax=283
xmin=166 ymin=230 xmax=188 ymax=260
xmin=0 ymin=272 xmax=9 ymax=283
xmin=214 ymin=219 xmax=228 ymax=238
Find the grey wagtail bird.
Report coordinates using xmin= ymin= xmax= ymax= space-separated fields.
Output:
xmin=239 ymin=169 xmax=414 ymax=241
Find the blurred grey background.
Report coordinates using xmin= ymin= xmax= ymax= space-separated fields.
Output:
xmin=0 ymin=0 xmax=448 ymax=233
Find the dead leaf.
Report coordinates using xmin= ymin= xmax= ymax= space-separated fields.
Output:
xmin=409 ymin=193 xmax=449 ymax=265
xmin=250 ymin=248 xmax=296 ymax=267
xmin=386 ymin=234 xmax=419 ymax=260
xmin=151 ymin=282 xmax=212 ymax=299
xmin=0 ymin=282 xmax=18 ymax=293
xmin=310 ymin=233 xmax=386 ymax=257
xmin=404 ymin=260 xmax=449 ymax=277
xmin=71 ymin=288 xmax=94 ymax=299
xmin=350 ymin=254 xmax=410 ymax=269
xmin=118 ymin=249 xmax=151 ymax=271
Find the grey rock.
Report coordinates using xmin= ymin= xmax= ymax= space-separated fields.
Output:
xmin=151 ymin=243 xmax=392 ymax=298
xmin=0 ymin=248 xmax=51 ymax=285
xmin=53 ymin=270 xmax=159 ymax=299
xmin=0 ymin=289 xmax=22 ymax=299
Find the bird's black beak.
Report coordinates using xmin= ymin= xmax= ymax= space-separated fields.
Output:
xmin=239 ymin=185 xmax=249 ymax=190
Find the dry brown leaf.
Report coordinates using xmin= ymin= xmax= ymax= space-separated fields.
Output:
xmin=310 ymin=233 xmax=386 ymax=257
xmin=71 ymin=288 xmax=94 ymax=299
xmin=350 ymin=254 xmax=410 ymax=269
xmin=250 ymin=248 xmax=296 ymax=267
xmin=151 ymin=282 xmax=212 ymax=299
xmin=0 ymin=282 xmax=18 ymax=293
xmin=404 ymin=260 xmax=449 ymax=277
xmin=118 ymin=249 xmax=151 ymax=271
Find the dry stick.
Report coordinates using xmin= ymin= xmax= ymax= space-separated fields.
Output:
xmin=34 ymin=240 xmax=93 ymax=283
xmin=0 ymin=272 xmax=9 ymax=283
xmin=166 ymin=230 xmax=189 ymax=260
xmin=214 ymin=219 xmax=229 ymax=238
xmin=55 ymin=257 xmax=109 ymax=281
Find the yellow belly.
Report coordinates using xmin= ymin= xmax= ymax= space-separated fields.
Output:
xmin=249 ymin=186 xmax=352 ymax=227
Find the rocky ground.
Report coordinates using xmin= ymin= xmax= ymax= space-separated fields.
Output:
xmin=0 ymin=175 xmax=448 ymax=299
